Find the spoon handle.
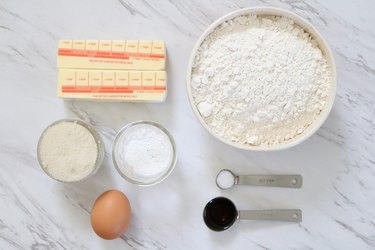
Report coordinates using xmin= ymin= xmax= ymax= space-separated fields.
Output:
xmin=238 ymin=209 xmax=302 ymax=222
xmin=236 ymin=175 xmax=302 ymax=188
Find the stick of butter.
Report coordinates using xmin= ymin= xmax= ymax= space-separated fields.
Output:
xmin=58 ymin=40 xmax=166 ymax=70
xmin=58 ymin=69 xmax=167 ymax=102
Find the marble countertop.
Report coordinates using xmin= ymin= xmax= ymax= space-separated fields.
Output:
xmin=1 ymin=0 xmax=374 ymax=249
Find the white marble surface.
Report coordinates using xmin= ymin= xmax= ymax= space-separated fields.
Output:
xmin=1 ymin=0 xmax=374 ymax=249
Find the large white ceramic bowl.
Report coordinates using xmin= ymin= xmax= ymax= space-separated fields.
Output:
xmin=186 ymin=7 xmax=337 ymax=151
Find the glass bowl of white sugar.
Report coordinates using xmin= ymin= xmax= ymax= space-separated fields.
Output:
xmin=37 ymin=119 xmax=105 ymax=182
xmin=112 ymin=121 xmax=177 ymax=186
xmin=186 ymin=7 xmax=337 ymax=151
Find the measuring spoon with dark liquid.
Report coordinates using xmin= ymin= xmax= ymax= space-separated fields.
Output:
xmin=203 ymin=197 xmax=302 ymax=231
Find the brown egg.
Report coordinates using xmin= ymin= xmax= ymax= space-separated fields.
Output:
xmin=91 ymin=190 xmax=131 ymax=240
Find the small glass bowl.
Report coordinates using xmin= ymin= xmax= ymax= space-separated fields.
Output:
xmin=37 ymin=119 xmax=105 ymax=183
xmin=112 ymin=121 xmax=177 ymax=186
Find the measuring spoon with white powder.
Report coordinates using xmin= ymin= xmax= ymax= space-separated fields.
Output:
xmin=216 ymin=169 xmax=302 ymax=190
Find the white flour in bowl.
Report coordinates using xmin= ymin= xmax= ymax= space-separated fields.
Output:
xmin=191 ymin=15 xmax=332 ymax=146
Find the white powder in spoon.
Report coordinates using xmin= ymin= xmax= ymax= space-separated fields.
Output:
xmin=216 ymin=170 xmax=235 ymax=189
xmin=191 ymin=15 xmax=332 ymax=146
xmin=114 ymin=123 xmax=174 ymax=183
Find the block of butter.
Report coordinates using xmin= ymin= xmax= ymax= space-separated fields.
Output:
xmin=58 ymin=69 xmax=167 ymax=102
xmin=58 ymin=40 xmax=166 ymax=70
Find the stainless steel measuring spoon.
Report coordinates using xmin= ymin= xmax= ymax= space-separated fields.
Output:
xmin=216 ymin=169 xmax=302 ymax=190
xmin=203 ymin=197 xmax=302 ymax=231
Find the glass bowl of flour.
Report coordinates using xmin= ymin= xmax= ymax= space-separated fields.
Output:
xmin=187 ymin=7 xmax=337 ymax=150
xmin=112 ymin=121 xmax=177 ymax=186
xmin=37 ymin=119 xmax=105 ymax=182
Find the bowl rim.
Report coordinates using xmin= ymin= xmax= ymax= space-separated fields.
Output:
xmin=186 ymin=6 xmax=337 ymax=151
xmin=37 ymin=119 xmax=105 ymax=183
xmin=112 ymin=120 xmax=177 ymax=186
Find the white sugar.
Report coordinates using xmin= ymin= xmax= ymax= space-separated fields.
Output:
xmin=38 ymin=121 xmax=98 ymax=182
xmin=217 ymin=170 xmax=235 ymax=189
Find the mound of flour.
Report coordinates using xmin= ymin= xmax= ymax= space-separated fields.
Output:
xmin=191 ymin=15 xmax=331 ymax=146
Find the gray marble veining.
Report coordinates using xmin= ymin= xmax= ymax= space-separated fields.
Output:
xmin=0 ymin=0 xmax=374 ymax=249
